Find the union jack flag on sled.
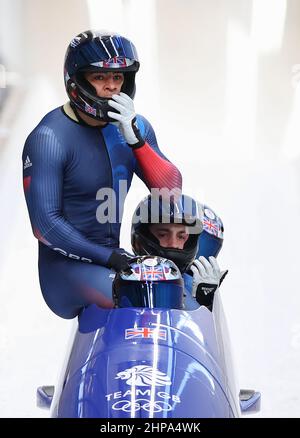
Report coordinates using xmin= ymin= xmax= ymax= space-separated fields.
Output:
xmin=125 ymin=327 xmax=167 ymax=340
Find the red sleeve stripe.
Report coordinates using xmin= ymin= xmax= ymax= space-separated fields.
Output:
xmin=33 ymin=227 xmax=51 ymax=246
xmin=134 ymin=143 xmax=182 ymax=191
xmin=23 ymin=176 xmax=31 ymax=193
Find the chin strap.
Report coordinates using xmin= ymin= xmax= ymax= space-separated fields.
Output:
xmin=69 ymin=102 xmax=90 ymax=126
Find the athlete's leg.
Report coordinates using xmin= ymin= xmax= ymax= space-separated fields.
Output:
xmin=38 ymin=245 xmax=115 ymax=319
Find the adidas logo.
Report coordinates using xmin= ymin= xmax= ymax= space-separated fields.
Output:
xmin=24 ymin=155 xmax=32 ymax=170
xmin=203 ymin=287 xmax=214 ymax=296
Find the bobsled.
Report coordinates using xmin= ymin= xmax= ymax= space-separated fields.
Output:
xmin=37 ymin=256 xmax=261 ymax=418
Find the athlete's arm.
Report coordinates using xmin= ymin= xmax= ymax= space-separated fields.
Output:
xmin=133 ymin=116 xmax=182 ymax=192
xmin=107 ymin=94 xmax=182 ymax=193
xmin=23 ymin=127 xmax=114 ymax=265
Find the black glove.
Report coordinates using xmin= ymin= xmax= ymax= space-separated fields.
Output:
xmin=194 ymin=283 xmax=218 ymax=310
xmin=107 ymin=250 xmax=133 ymax=272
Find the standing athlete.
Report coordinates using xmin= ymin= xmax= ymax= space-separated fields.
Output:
xmin=22 ymin=31 xmax=182 ymax=318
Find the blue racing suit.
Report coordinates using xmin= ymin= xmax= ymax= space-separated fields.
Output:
xmin=23 ymin=103 xmax=182 ymax=318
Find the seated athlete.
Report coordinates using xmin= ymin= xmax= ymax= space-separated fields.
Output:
xmin=130 ymin=194 xmax=228 ymax=310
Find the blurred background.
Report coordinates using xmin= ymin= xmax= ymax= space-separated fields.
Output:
xmin=0 ymin=0 xmax=300 ymax=417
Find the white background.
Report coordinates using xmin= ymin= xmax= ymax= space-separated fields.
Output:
xmin=0 ymin=0 xmax=300 ymax=417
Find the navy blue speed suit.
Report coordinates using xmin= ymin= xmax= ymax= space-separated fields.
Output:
xmin=23 ymin=103 xmax=182 ymax=318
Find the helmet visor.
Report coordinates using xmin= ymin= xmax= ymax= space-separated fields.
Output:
xmin=80 ymin=58 xmax=137 ymax=72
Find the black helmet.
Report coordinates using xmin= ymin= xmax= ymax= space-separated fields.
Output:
xmin=113 ymin=255 xmax=184 ymax=309
xmin=64 ymin=30 xmax=140 ymax=122
xmin=131 ymin=194 xmax=203 ymax=273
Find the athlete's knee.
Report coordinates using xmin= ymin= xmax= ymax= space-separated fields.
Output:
xmin=45 ymin=299 xmax=83 ymax=319
xmin=80 ymin=285 xmax=114 ymax=309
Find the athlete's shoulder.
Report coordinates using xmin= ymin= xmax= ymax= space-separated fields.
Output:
xmin=135 ymin=114 xmax=158 ymax=149
xmin=26 ymin=103 xmax=80 ymax=143
xmin=25 ymin=106 xmax=63 ymax=138
xmin=135 ymin=114 xmax=155 ymax=137
xmin=23 ymin=106 xmax=71 ymax=159
xmin=38 ymin=105 xmax=68 ymax=126
xmin=136 ymin=113 xmax=151 ymax=128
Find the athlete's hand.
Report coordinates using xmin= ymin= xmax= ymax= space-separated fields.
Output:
xmin=107 ymin=92 xmax=145 ymax=149
xmin=190 ymin=256 xmax=228 ymax=308
xmin=107 ymin=250 xmax=134 ymax=272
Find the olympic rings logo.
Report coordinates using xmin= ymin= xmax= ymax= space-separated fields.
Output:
xmin=112 ymin=398 xmax=173 ymax=413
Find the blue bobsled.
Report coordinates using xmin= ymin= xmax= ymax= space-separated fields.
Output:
xmin=37 ymin=256 xmax=261 ymax=418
